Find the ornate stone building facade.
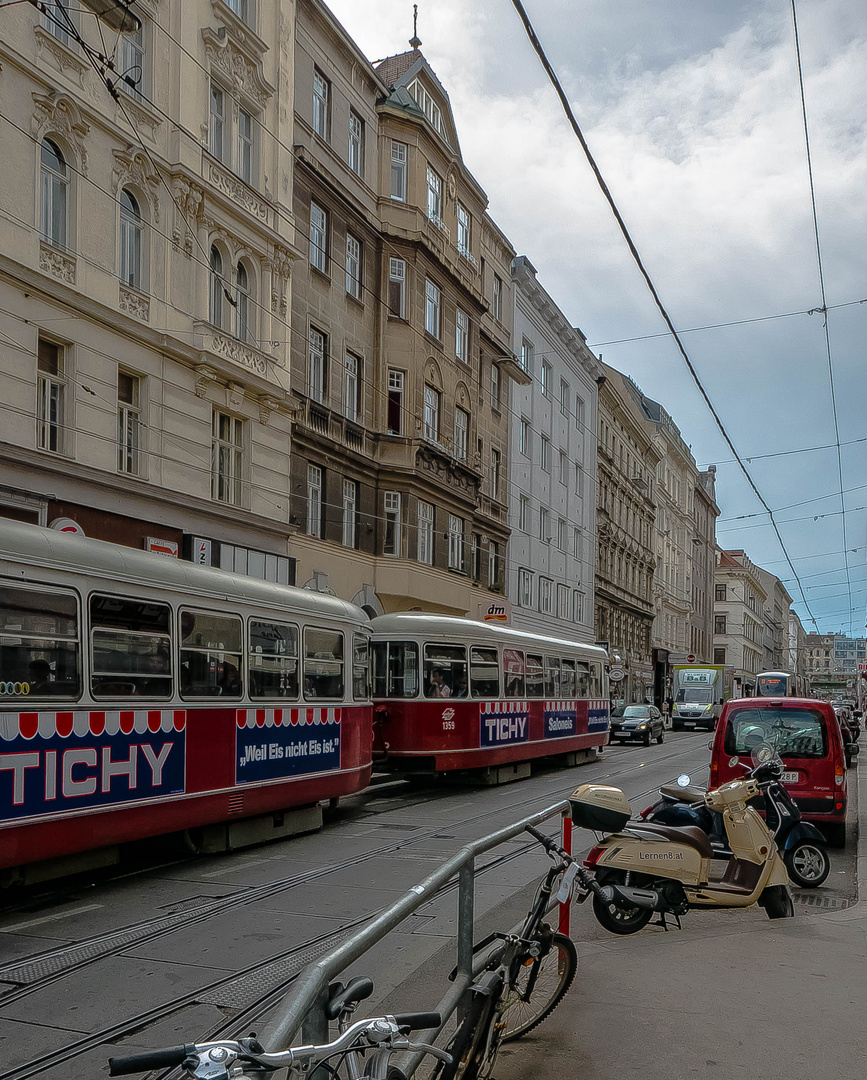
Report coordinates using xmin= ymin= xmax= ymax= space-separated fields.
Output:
xmin=595 ymin=365 xmax=659 ymax=704
xmin=0 ymin=1 xmax=299 ymax=575
xmin=714 ymin=549 xmax=767 ymax=696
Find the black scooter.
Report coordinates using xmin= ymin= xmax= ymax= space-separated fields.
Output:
xmin=641 ymin=766 xmax=830 ymax=888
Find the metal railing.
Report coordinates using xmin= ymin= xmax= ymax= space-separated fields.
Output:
xmin=259 ymin=798 xmax=571 ymax=1073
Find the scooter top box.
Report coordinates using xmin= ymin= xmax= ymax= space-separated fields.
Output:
xmin=569 ymin=783 xmax=631 ymax=832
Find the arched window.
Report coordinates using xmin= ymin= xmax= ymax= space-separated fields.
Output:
xmin=40 ymin=139 xmax=68 ymax=248
xmin=119 ymin=189 xmax=143 ymax=288
xmin=235 ymin=261 xmax=252 ymax=342
xmin=209 ymin=245 xmax=224 ymax=328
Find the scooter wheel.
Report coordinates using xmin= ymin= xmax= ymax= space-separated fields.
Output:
xmin=784 ymin=841 xmax=830 ymax=888
xmin=592 ymin=891 xmax=654 ymax=935
xmin=760 ymin=884 xmax=794 ymax=919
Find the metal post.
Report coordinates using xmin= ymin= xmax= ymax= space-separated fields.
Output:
xmin=558 ymin=811 xmax=572 ymax=936
xmin=456 ymin=860 xmax=475 ymax=1022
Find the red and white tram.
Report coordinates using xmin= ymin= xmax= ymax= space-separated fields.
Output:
xmin=371 ymin=614 xmax=609 ymax=774
xmin=0 ymin=520 xmax=372 ymax=881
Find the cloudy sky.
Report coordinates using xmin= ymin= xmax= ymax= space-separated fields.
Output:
xmin=326 ymin=0 xmax=867 ymax=637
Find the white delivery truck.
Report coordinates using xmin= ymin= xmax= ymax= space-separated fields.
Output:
xmin=671 ymin=665 xmax=732 ymax=730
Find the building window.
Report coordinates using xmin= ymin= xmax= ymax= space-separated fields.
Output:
xmin=312 ymin=68 xmax=330 ymax=139
xmin=423 ymin=385 xmax=440 ymax=442
xmin=455 ymin=308 xmax=469 ymax=363
xmin=388 ymin=257 xmax=406 ymax=318
xmin=212 ymin=411 xmax=243 ymax=505
xmin=540 ymin=434 xmax=550 ymax=472
xmin=119 ymin=189 xmax=143 ymax=289
xmin=715 ymin=584 xmax=726 ymax=601
xmin=518 ymin=568 xmax=533 ymax=607
xmin=308 ymin=327 xmax=327 ymax=403
xmin=520 ymin=337 xmax=534 ymax=374
xmin=539 ymin=507 xmax=550 ymax=543
xmin=120 ymin=20 xmax=145 ymax=97
xmin=573 ymin=591 xmax=585 ymax=623
xmin=454 ymin=407 xmax=469 ymax=462
xmin=540 ymin=360 xmax=552 ymax=397
xmin=714 ymin=647 xmax=726 ymax=664
xmin=538 ymin=577 xmax=553 ymax=614
xmin=36 ymin=338 xmax=66 ymax=454
xmin=457 ymin=203 xmax=471 ymax=256
xmin=492 ymin=274 xmax=503 ymax=321
xmin=391 ymin=141 xmax=407 ymax=200
xmin=714 ymin=615 xmax=727 ymax=635
xmin=573 ymin=528 xmax=581 ymax=560
xmin=344 ymin=353 xmax=361 ymax=422
xmin=472 ymin=533 xmax=482 ymax=580
xmin=448 ymin=514 xmax=464 ymax=570
xmin=519 ymin=494 xmax=530 ymax=533
xmin=559 ymin=378 xmax=570 ymax=416
xmin=425 ymin=279 xmax=441 ymax=338
xmin=575 ymin=462 xmax=584 ymax=497
xmin=558 ymin=449 xmax=568 ymax=485
xmin=310 ymin=202 xmax=328 ymax=273
xmin=490 ymin=361 xmax=501 ymax=409
xmin=408 ymin=79 xmax=443 ymax=134
xmin=488 ymin=540 xmax=500 ymax=588
xmin=342 ymin=479 xmax=357 ymax=548
xmin=117 ymin=371 xmax=142 ymax=475
xmin=345 ymin=233 xmax=362 ymax=300
xmin=558 ymin=518 xmax=567 ymax=552
xmin=307 ymin=464 xmax=323 ymax=537
xmin=209 ymin=245 xmax=225 ymax=328
xmin=490 ymin=448 xmax=501 ymax=500
xmin=387 ymin=369 xmax=404 ymax=434
xmin=40 ymin=138 xmax=68 ymax=249
xmin=575 ymin=395 xmax=585 ymax=431
xmin=557 ymin=584 xmax=569 ymax=620
xmin=237 ymin=107 xmax=255 ymax=184
xmin=384 ymin=492 xmax=401 ymax=555
xmin=426 ymin=165 xmax=442 ymax=223
xmin=520 ymin=417 xmax=531 ymax=457
xmin=417 ymin=500 xmax=434 ymax=564
xmin=43 ymin=0 xmax=73 ymax=45
xmin=235 ymin=262 xmax=253 ymax=342
xmin=348 ymin=109 xmax=364 ymax=175
xmin=209 ymin=82 xmax=226 ymax=161
xmin=224 ymin=0 xmax=250 ymax=22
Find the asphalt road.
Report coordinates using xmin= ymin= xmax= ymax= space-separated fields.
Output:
xmin=0 ymin=731 xmax=857 ymax=1080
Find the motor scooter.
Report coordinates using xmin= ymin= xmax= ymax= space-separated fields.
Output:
xmin=640 ymin=765 xmax=830 ymax=889
xmin=570 ymin=744 xmax=795 ymax=935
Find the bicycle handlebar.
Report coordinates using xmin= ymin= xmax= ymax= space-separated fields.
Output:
xmin=109 ymin=1046 xmax=196 ymax=1075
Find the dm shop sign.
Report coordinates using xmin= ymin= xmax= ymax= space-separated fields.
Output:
xmin=0 ymin=710 xmax=186 ymax=821
xmin=235 ymin=707 xmax=341 ymax=783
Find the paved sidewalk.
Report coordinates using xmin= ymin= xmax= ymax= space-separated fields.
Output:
xmin=494 ymin=755 xmax=867 ymax=1080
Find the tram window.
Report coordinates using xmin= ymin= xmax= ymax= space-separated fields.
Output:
xmin=560 ymin=658 xmax=576 ymax=698
xmin=424 ymin=644 xmax=467 ymax=699
xmin=0 ymin=583 xmax=80 ymax=700
xmin=503 ymin=648 xmax=525 ymax=698
xmin=372 ymin=641 xmax=419 ymax=698
xmin=304 ymin=627 xmax=344 ymax=700
xmin=249 ymin=620 xmax=299 ymax=699
xmin=589 ymin=662 xmax=603 ymax=697
xmin=90 ymin=595 xmax=172 ymax=698
xmin=575 ymin=661 xmax=590 ymax=698
xmin=544 ymin=656 xmax=561 ymax=698
xmin=353 ymin=634 xmax=370 ymax=700
xmin=470 ymin=647 xmax=499 ymax=698
xmin=180 ymin=609 xmax=242 ymax=698
xmin=525 ymin=653 xmax=544 ymax=698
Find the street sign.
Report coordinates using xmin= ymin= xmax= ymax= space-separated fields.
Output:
xmin=687 ymin=653 xmax=696 ymax=663
xmin=609 ymin=667 xmax=625 ymax=682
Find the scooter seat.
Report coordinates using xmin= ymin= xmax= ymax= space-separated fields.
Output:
xmin=659 ymin=783 xmax=706 ymax=803
xmin=626 ymin=821 xmax=715 ymax=860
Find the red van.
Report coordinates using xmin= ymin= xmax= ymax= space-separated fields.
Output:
xmin=710 ymin=697 xmax=847 ymax=846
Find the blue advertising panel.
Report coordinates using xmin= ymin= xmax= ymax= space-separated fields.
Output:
xmin=480 ymin=703 xmax=530 ymax=747
xmin=235 ymin=708 xmax=341 ymax=784
xmin=0 ymin=710 xmax=186 ymax=822
xmin=587 ymin=700 xmax=610 ymax=734
xmin=544 ymin=702 xmax=577 ymax=739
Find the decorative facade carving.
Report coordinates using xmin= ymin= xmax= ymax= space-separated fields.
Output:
xmin=209 ymin=331 xmax=269 ymax=376
xmin=208 ymin=162 xmax=270 ymax=222
xmin=270 ymin=247 xmax=292 ymax=318
xmin=112 ymin=147 xmax=161 ymax=222
xmin=417 ymin=445 xmax=480 ymax=498
xmin=195 ymin=364 xmax=218 ymax=398
xmin=33 ymin=27 xmax=89 ymax=85
xmin=258 ymin=395 xmax=280 ymax=424
xmin=202 ymin=27 xmax=275 ymax=108
xmin=39 ymin=243 xmax=76 ymax=283
xmin=31 ymin=92 xmax=90 ymax=175
xmin=170 ymin=176 xmax=204 ymax=255
xmin=227 ymin=383 xmax=246 ymax=410
xmin=119 ymin=283 xmax=150 ymax=321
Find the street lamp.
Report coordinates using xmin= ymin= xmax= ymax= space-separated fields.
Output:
xmin=78 ymin=0 xmax=141 ymax=33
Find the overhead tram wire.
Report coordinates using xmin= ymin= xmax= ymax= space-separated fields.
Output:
xmin=507 ymin=0 xmax=821 ymax=631
xmin=790 ymin=0 xmax=853 ymax=635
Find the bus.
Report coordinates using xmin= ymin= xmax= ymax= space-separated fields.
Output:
xmin=370 ymin=613 xmax=609 ymax=777
xmin=0 ymin=519 xmax=373 ymax=883
xmin=756 ymin=671 xmax=808 ymax=698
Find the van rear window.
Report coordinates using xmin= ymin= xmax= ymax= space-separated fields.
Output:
xmin=724 ymin=707 xmax=827 ymax=758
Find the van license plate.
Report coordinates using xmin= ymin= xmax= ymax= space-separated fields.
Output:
xmin=781 ymin=771 xmax=799 ymax=783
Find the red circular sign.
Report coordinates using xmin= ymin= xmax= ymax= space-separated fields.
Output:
xmin=687 ymin=653 xmax=696 ymax=663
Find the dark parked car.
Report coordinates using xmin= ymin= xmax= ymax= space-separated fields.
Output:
xmin=609 ymin=704 xmax=665 ymax=746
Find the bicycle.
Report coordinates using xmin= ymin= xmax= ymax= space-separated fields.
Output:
xmin=108 ymin=978 xmax=451 ymax=1080
xmin=436 ymin=823 xmax=602 ymax=1080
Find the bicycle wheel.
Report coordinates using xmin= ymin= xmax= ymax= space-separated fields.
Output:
xmin=438 ymin=972 xmax=502 ymax=1080
xmin=499 ymin=932 xmax=578 ymax=1041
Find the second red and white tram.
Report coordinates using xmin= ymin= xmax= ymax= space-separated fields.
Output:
xmin=0 ymin=520 xmax=372 ymax=881
xmin=371 ymin=613 xmax=609 ymax=774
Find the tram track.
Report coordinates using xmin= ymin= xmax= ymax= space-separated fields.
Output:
xmin=0 ymin=737 xmax=711 ymax=1080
